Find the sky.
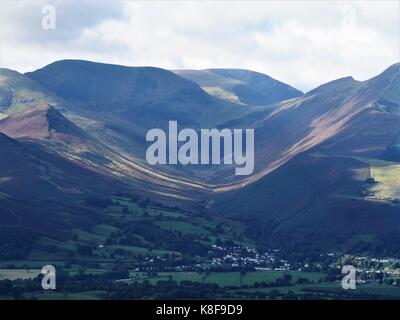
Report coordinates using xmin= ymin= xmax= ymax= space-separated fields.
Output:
xmin=0 ymin=0 xmax=399 ymax=91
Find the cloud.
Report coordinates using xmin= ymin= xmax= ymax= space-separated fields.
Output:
xmin=0 ymin=0 xmax=125 ymax=42
xmin=0 ymin=0 xmax=398 ymax=91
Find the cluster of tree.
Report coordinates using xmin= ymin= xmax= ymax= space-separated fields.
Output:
xmin=0 ymin=269 xmax=396 ymax=300
xmin=113 ymin=193 xmax=184 ymax=213
xmin=349 ymin=232 xmax=400 ymax=258
xmin=84 ymin=197 xmax=113 ymax=209
xmin=114 ymin=219 xmax=210 ymax=257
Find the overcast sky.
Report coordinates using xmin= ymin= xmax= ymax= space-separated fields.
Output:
xmin=0 ymin=0 xmax=398 ymax=91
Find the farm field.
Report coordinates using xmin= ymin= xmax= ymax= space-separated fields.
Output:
xmin=0 ymin=195 xmax=399 ymax=300
xmin=0 ymin=269 xmax=41 ymax=281
xmin=133 ymin=271 xmax=326 ymax=286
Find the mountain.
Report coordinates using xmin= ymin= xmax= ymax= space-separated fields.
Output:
xmin=213 ymin=63 xmax=400 ymax=252
xmin=0 ymin=104 xmax=210 ymax=207
xmin=0 ymin=109 xmax=200 ymax=238
xmin=0 ymin=104 xmax=106 ymax=168
xmin=23 ymin=60 xmax=258 ymax=181
xmin=0 ymin=129 xmax=125 ymax=244
xmin=0 ymin=104 xmax=87 ymax=142
xmin=6 ymin=61 xmax=303 ymax=186
xmin=0 ymin=68 xmax=61 ymax=115
xmin=0 ymin=60 xmax=398 ymax=255
xmin=0 ymin=121 xmax=120 ymax=202
xmin=25 ymin=60 xmax=241 ymax=127
xmin=217 ymin=64 xmax=399 ymax=186
xmin=173 ymin=68 xmax=303 ymax=105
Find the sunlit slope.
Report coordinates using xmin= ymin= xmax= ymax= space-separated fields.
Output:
xmin=174 ymin=68 xmax=302 ymax=105
xmin=213 ymin=64 xmax=400 ymax=249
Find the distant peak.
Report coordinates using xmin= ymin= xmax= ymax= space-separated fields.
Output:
xmin=306 ymin=76 xmax=359 ymax=95
xmin=27 ymin=59 xmax=164 ymax=74
xmin=326 ymin=75 xmax=356 ymax=84
xmin=373 ymin=62 xmax=400 ymax=79
xmin=0 ymin=68 xmax=23 ymax=79
xmin=208 ymin=68 xmax=271 ymax=76
xmin=175 ymin=68 xmax=303 ymax=105
xmin=207 ymin=68 xmax=274 ymax=81
xmin=26 ymin=103 xmax=53 ymax=111
xmin=8 ymin=103 xmax=55 ymax=117
xmin=385 ymin=62 xmax=400 ymax=71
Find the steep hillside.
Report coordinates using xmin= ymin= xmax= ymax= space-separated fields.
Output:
xmin=24 ymin=60 xmax=254 ymax=180
xmin=214 ymin=64 xmax=399 ymax=187
xmin=0 ymin=105 xmax=210 ymax=206
xmin=0 ymin=60 xmax=399 ymax=255
xmin=0 ymin=130 xmax=119 ymax=201
xmin=25 ymin=60 xmax=241 ymax=127
xmin=0 ymin=104 xmax=87 ymax=142
xmin=0 ymin=131 xmax=116 ymax=242
xmin=213 ymin=63 xmax=400 ymax=251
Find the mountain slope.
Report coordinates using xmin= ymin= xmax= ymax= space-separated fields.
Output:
xmin=24 ymin=60 xmax=255 ymax=181
xmin=0 ymin=105 xmax=211 ymax=206
xmin=0 ymin=60 xmax=399 ymax=255
xmin=214 ymin=150 xmax=400 ymax=253
xmin=214 ymin=64 xmax=399 ymax=187
xmin=0 ymin=68 xmax=61 ymax=115
xmin=25 ymin=60 xmax=241 ymax=127
xmin=174 ymin=68 xmax=303 ymax=105
xmin=0 ymin=104 xmax=87 ymax=142
xmin=0 ymin=128 xmax=119 ymax=201
xmin=0 ymin=131 xmax=121 ymax=240
xmin=213 ymin=63 xmax=400 ymax=251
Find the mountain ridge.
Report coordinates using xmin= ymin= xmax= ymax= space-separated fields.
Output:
xmin=174 ymin=67 xmax=303 ymax=105
xmin=0 ymin=60 xmax=399 ymax=253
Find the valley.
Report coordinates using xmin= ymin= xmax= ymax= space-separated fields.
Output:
xmin=0 ymin=195 xmax=399 ymax=300
xmin=0 ymin=60 xmax=399 ymax=299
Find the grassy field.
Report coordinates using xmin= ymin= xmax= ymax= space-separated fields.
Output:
xmin=349 ymin=157 xmax=400 ymax=200
xmin=111 ymin=197 xmax=185 ymax=218
xmin=301 ymin=283 xmax=400 ymax=299
xmin=369 ymin=161 xmax=400 ymax=200
xmin=1 ymin=194 xmax=398 ymax=300
xmin=133 ymin=271 xmax=326 ymax=286
xmin=33 ymin=290 xmax=105 ymax=300
xmin=72 ymin=228 xmax=106 ymax=243
xmin=105 ymin=245 xmax=180 ymax=257
xmin=127 ymin=271 xmax=400 ymax=298
xmin=92 ymin=224 xmax=119 ymax=236
xmin=0 ymin=269 xmax=41 ymax=280
xmin=155 ymin=221 xmax=210 ymax=235
xmin=1 ymin=266 xmax=399 ymax=299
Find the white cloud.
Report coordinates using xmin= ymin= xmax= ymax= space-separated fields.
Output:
xmin=0 ymin=0 xmax=398 ymax=91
